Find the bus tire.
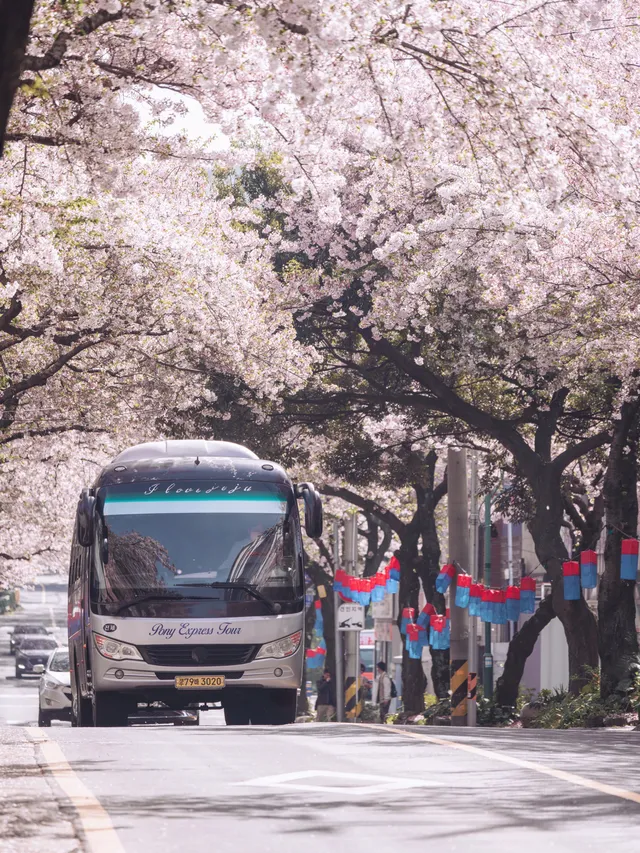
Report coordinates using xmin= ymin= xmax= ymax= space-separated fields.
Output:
xmin=72 ymin=661 xmax=93 ymax=727
xmin=223 ymin=692 xmax=251 ymax=726
xmin=252 ymin=689 xmax=297 ymax=725
xmin=92 ymin=691 xmax=131 ymax=727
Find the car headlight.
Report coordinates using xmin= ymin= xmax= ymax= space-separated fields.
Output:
xmin=94 ymin=633 xmax=143 ymax=662
xmin=255 ymin=631 xmax=302 ymax=660
xmin=17 ymin=663 xmax=25 ymax=669
xmin=43 ymin=678 xmax=59 ymax=690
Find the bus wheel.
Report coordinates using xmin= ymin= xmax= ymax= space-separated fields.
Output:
xmin=93 ymin=692 xmax=131 ymax=727
xmin=223 ymin=692 xmax=251 ymax=726
xmin=72 ymin=666 xmax=93 ymax=727
xmin=252 ymin=689 xmax=297 ymax=726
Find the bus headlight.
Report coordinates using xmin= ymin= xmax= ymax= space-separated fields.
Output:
xmin=255 ymin=631 xmax=302 ymax=660
xmin=94 ymin=633 xmax=143 ymax=662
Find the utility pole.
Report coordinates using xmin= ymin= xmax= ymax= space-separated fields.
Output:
xmin=467 ymin=453 xmax=479 ymax=727
xmin=448 ymin=448 xmax=469 ymax=726
xmin=343 ymin=514 xmax=361 ymax=721
xmin=333 ymin=520 xmax=344 ymax=722
xmin=483 ymin=495 xmax=494 ymax=701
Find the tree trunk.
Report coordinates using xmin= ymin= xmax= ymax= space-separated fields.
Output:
xmin=599 ymin=401 xmax=640 ymax=700
xmin=414 ymin=461 xmax=449 ymax=699
xmin=498 ymin=463 xmax=599 ymax=703
xmin=397 ymin=541 xmax=426 ymax=714
xmin=495 ymin=596 xmax=555 ymax=705
xmin=527 ymin=465 xmax=599 ymax=693
xmin=0 ymin=0 xmax=36 ymax=154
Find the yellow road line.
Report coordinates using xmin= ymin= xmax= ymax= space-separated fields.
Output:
xmin=362 ymin=724 xmax=640 ymax=806
xmin=29 ymin=732 xmax=126 ymax=853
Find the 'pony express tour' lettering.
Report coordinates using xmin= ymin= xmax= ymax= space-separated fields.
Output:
xmin=149 ymin=622 xmax=242 ymax=640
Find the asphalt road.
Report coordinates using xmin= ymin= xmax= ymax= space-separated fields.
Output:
xmin=2 ymin=579 xmax=640 ymax=853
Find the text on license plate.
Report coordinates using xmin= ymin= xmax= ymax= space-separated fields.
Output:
xmin=175 ymin=675 xmax=226 ymax=689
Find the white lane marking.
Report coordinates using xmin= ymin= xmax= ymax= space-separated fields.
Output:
xmin=236 ymin=769 xmax=437 ymax=795
xmin=363 ymin=725 xmax=640 ymax=806
xmin=29 ymin=732 xmax=126 ymax=853
xmin=40 ymin=584 xmax=46 ymax=605
xmin=49 ymin=605 xmax=56 ymax=628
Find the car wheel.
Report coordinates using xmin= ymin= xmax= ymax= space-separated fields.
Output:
xmin=38 ymin=709 xmax=52 ymax=727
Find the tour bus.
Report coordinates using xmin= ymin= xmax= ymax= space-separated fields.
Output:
xmin=68 ymin=440 xmax=322 ymax=727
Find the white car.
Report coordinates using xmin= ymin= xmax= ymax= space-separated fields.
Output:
xmin=36 ymin=647 xmax=71 ymax=727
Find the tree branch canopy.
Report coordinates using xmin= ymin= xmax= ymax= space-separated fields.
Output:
xmin=320 ymin=484 xmax=406 ymax=537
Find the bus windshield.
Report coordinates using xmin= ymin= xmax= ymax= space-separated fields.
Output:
xmin=91 ymin=480 xmax=303 ymax=616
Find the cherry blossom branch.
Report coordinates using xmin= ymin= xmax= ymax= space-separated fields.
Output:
xmin=0 ymin=424 xmax=107 ymax=447
xmin=0 ymin=546 xmax=54 ymax=562
xmin=22 ymin=9 xmax=123 ymax=73
xmin=320 ymin=484 xmax=406 ymax=537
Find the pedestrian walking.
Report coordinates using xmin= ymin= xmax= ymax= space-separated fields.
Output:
xmin=315 ymin=668 xmax=336 ymax=722
xmin=373 ymin=661 xmax=393 ymax=723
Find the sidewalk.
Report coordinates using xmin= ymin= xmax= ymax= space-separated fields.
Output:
xmin=0 ymin=727 xmax=78 ymax=853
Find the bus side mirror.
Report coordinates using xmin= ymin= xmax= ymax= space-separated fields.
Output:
xmin=296 ymin=482 xmax=323 ymax=539
xmin=76 ymin=489 xmax=95 ymax=548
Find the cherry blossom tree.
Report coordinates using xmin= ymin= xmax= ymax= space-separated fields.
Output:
xmin=4 ymin=1 xmax=640 ymax=697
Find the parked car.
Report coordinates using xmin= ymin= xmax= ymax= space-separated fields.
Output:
xmin=36 ymin=647 xmax=71 ymax=727
xmin=15 ymin=635 xmax=59 ymax=678
xmin=8 ymin=624 xmax=50 ymax=655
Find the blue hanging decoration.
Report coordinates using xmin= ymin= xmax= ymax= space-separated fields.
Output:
xmin=563 ymin=561 xmax=581 ymax=601
xmin=580 ymin=550 xmax=598 ymax=589
xmin=455 ymin=573 xmax=471 ymax=608
xmin=621 ymin=539 xmax=639 ymax=582
xmin=400 ymin=607 xmax=415 ymax=635
xmin=417 ymin=603 xmax=435 ymax=629
xmin=435 ymin=563 xmax=455 ymax=594
xmin=506 ymin=586 xmax=520 ymax=621
xmin=469 ymin=583 xmax=483 ymax=617
xmin=405 ymin=623 xmax=424 ymax=659
xmin=520 ymin=576 xmax=536 ymax=614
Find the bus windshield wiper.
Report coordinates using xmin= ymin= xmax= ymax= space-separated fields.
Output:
xmin=174 ymin=582 xmax=282 ymax=614
xmin=113 ymin=592 xmax=215 ymax=615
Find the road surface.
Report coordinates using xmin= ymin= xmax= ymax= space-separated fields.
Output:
xmin=2 ymin=578 xmax=640 ymax=853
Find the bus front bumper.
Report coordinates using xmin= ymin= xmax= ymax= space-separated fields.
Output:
xmin=91 ymin=647 xmax=303 ymax=699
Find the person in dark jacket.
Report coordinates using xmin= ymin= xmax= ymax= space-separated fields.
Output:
xmin=316 ymin=668 xmax=336 ymax=721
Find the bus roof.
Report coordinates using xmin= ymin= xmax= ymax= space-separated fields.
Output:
xmin=93 ymin=440 xmax=290 ymax=489
xmin=113 ymin=440 xmax=258 ymax=463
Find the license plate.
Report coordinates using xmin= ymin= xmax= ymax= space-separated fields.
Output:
xmin=175 ymin=675 xmax=225 ymax=690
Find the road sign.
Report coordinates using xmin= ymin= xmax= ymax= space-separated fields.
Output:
xmin=372 ymin=596 xmax=393 ymax=619
xmin=374 ymin=620 xmax=393 ymax=642
xmin=338 ymin=603 xmax=365 ymax=631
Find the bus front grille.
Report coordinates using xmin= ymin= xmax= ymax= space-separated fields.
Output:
xmin=138 ymin=644 xmax=259 ymax=667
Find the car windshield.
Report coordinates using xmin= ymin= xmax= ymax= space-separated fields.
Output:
xmin=49 ymin=651 xmax=70 ymax=672
xmin=14 ymin=625 xmax=47 ymax=635
xmin=20 ymin=637 xmax=58 ymax=650
xmin=91 ymin=480 xmax=303 ymax=614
